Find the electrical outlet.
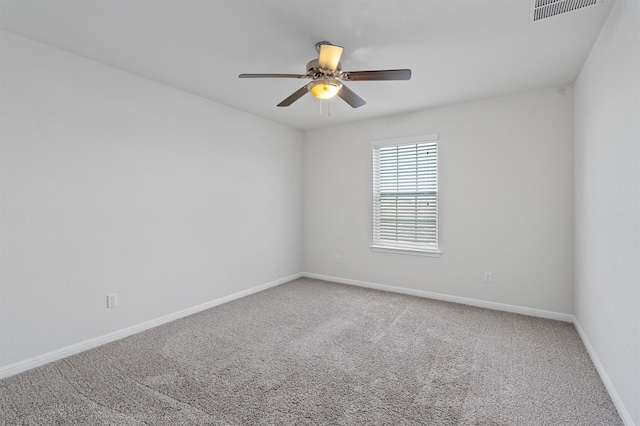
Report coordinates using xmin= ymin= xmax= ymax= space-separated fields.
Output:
xmin=335 ymin=255 xmax=341 ymax=263
xmin=107 ymin=293 xmax=118 ymax=308
xmin=484 ymin=272 xmax=493 ymax=284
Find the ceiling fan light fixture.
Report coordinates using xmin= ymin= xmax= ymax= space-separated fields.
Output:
xmin=240 ymin=41 xmax=411 ymax=108
xmin=308 ymin=79 xmax=342 ymax=100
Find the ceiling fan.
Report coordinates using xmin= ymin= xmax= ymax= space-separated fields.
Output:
xmin=239 ymin=41 xmax=411 ymax=108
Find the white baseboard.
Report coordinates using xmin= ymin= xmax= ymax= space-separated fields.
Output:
xmin=0 ymin=273 xmax=302 ymax=380
xmin=302 ymin=272 xmax=574 ymax=322
xmin=573 ymin=320 xmax=635 ymax=426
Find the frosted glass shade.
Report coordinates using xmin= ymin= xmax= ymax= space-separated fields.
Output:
xmin=308 ymin=79 xmax=342 ymax=100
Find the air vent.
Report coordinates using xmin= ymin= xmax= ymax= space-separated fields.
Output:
xmin=531 ymin=0 xmax=598 ymax=21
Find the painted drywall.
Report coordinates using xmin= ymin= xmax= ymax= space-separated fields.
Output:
xmin=304 ymin=88 xmax=574 ymax=314
xmin=573 ymin=0 xmax=640 ymax=423
xmin=0 ymin=31 xmax=303 ymax=368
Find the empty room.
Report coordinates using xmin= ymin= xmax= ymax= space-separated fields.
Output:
xmin=1 ymin=0 xmax=638 ymax=424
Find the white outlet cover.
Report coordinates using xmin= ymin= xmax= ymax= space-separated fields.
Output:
xmin=107 ymin=293 xmax=118 ymax=308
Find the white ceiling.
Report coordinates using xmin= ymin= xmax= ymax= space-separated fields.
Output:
xmin=0 ymin=0 xmax=614 ymax=131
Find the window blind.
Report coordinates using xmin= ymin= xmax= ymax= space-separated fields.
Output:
xmin=372 ymin=134 xmax=439 ymax=253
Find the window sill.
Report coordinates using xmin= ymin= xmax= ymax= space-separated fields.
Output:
xmin=370 ymin=244 xmax=442 ymax=257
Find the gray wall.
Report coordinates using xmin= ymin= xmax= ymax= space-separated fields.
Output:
xmin=573 ymin=0 xmax=640 ymax=423
xmin=0 ymin=31 xmax=304 ymax=368
xmin=303 ymin=88 xmax=574 ymax=314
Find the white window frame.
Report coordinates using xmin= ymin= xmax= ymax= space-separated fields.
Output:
xmin=370 ymin=134 xmax=441 ymax=257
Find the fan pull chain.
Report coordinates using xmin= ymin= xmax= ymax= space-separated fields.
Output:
xmin=318 ymin=99 xmax=332 ymax=117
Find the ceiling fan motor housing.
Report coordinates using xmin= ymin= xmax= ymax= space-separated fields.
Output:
xmin=306 ymin=59 xmax=341 ymax=79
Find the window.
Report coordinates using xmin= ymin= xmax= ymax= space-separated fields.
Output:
xmin=371 ymin=134 xmax=440 ymax=256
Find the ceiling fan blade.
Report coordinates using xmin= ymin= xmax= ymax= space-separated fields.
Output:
xmin=318 ymin=44 xmax=344 ymax=71
xmin=337 ymin=84 xmax=366 ymax=108
xmin=341 ymin=69 xmax=412 ymax=81
xmin=277 ymin=85 xmax=309 ymax=107
xmin=239 ymin=73 xmax=308 ymax=79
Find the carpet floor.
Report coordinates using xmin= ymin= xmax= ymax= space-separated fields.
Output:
xmin=0 ymin=278 xmax=622 ymax=425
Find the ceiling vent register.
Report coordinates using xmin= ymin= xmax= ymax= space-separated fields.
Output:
xmin=531 ymin=0 xmax=598 ymax=21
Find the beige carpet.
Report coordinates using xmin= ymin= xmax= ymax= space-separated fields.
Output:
xmin=0 ymin=278 xmax=622 ymax=425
